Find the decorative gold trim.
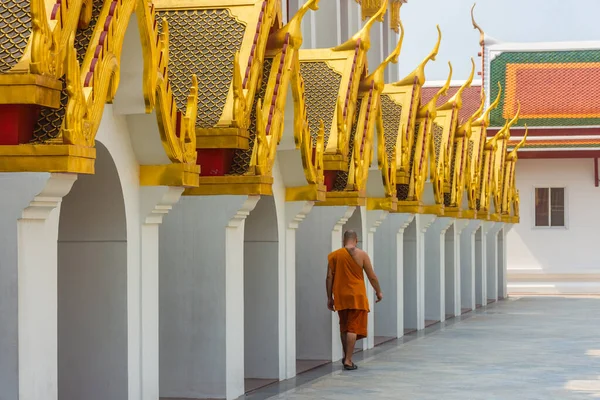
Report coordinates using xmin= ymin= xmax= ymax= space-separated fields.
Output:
xmin=285 ymin=183 xmax=327 ymax=202
xmin=317 ymin=190 xmax=367 ymax=207
xmin=0 ymin=144 xmax=95 ymax=173
xmin=0 ymin=74 xmax=62 ymax=107
xmin=184 ymin=175 xmax=274 ymax=196
xmin=196 ymin=129 xmax=250 ymax=149
xmin=367 ymin=197 xmax=398 ymax=211
xmin=140 ymin=163 xmax=201 ymax=188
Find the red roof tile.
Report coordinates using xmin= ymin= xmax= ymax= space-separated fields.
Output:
xmin=421 ymin=85 xmax=482 ymax=124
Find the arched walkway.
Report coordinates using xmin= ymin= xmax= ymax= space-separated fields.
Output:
xmin=244 ymin=195 xmax=280 ymax=392
xmin=58 ymin=142 xmax=128 ymax=400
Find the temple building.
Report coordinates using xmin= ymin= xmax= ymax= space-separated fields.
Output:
xmin=0 ymin=1 xmax=522 ymax=400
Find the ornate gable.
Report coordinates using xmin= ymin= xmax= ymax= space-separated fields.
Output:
xmin=379 ymin=26 xmax=441 ymax=213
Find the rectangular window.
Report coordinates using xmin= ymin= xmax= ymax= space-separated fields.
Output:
xmin=534 ymin=187 xmax=565 ymax=227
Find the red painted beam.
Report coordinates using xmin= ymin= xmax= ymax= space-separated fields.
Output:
xmin=517 ymin=150 xmax=600 ymax=159
xmin=488 ymin=127 xmax=600 ymax=137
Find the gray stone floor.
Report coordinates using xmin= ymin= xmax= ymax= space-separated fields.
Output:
xmin=260 ymin=296 xmax=600 ymax=399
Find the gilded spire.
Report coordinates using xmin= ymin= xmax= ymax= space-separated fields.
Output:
xmin=471 ymin=3 xmax=485 ymax=47
xmin=269 ymin=0 xmax=319 ymax=49
xmin=457 ymin=87 xmax=486 ymax=134
xmin=508 ymin=125 xmax=528 ymax=160
xmin=334 ymin=0 xmax=388 ymax=52
xmin=438 ymin=58 xmax=475 ymax=111
xmin=361 ymin=19 xmax=404 ymax=90
xmin=418 ymin=61 xmax=452 ymax=117
xmin=474 ymin=82 xmax=501 ymax=127
xmin=394 ymin=25 xmax=441 ymax=86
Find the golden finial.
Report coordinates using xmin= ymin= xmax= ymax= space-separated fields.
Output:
xmin=418 ymin=61 xmax=452 ymax=117
xmin=508 ymin=125 xmax=528 ymax=159
xmin=457 ymin=87 xmax=486 ymax=135
xmin=394 ymin=25 xmax=442 ymax=86
xmin=334 ymin=0 xmax=388 ymax=52
xmin=475 ymin=82 xmax=501 ymax=127
xmin=362 ymin=19 xmax=404 ymax=90
xmin=439 ymin=58 xmax=475 ymax=110
xmin=269 ymin=0 xmax=319 ymax=49
xmin=471 ymin=3 xmax=485 ymax=46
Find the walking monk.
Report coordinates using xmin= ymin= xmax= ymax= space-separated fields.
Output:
xmin=326 ymin=230 xmax=383 ymax=370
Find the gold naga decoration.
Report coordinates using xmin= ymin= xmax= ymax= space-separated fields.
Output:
xmin=62 ymin=0 xmax=136 ymax=148
xmin=446 ymin=81 xmax=486 ymax=213
xmin=411 ymin=62 xmax=452 ymax=206
xmin=478 ymin=104 xmax=519 ymax=216
xmin=0 ymin=0 xmax=139 ymax=174
xmin=467 ymin=83 xmax=501 ymax=213
xmin=248 ymin=0 xmax=321 ymax=179
xmin=283 ymin=0 xmax=326 ymax=199
xmin=502 ymin=126 xmax=528 ymax=221
xmin=492 ymin=104 xmax=520 ymax=216
xmin=389 ymin=0 xmax=406 ymax=33
xmin=329 ymin=0 xmax=387 ymax=162
xmin=387 ymin=25 xmax=442 ymax=200
xmin=137 ymin=0 xmax=199 ymax=167
xmin=431 ymin=58 xmax=476 ymax=208
xmin=360 ymin=20 xmax=404 ymax=210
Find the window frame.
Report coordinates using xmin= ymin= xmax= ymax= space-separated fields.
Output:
xmin=531 ymin=185 xmax=568 ymax=230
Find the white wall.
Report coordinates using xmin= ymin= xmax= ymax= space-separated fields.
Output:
xmin=475 ymin=228 xmax=483 ymax=306
xmin=374 ymin=218 xmax=397 ymax=337
xmin=507 ymin=159 xmax=600 ymax=293
xmin=399 ymin=0 xmax=600 ymax=81
xmin=159 ymin=195 xmax=255 ymax=399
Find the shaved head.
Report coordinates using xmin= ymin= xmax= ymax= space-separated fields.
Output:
xmin=343 ymin=230 xmax=358 ymax=245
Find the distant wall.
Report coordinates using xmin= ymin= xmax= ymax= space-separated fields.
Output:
xmin=507 ymin=158 xmax=600 ymax=293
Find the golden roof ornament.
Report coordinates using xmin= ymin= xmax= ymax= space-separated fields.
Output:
xmin=336 ymin=0 xmax=388 ymax=51
xmin=358 ymin=0 xmax=389 ymax=21
xmin=441 ymin=58 xmax=475 ymax=112
xmin=473 ymin=82 xmax=502 ymax=128
xmin=471 ymin=3 xmax=485 ymax=47
xmin=395 ymin=25 xmax=441 ymax=86
xmin=361 ymin=19 xmax=404 ymax=91
xmin=418 ymin=61 xmax=452 ymax=118
xmin=389 ymin=0 xmax=407 ymax=33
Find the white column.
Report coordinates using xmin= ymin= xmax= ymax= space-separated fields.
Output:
xmin=312 ymin=0 xmax=341 ymax=48
xmin=484 ymin=222 xmax=503 ymax=303
xmin=499 ymin=224 xmax=511 ymax=299
xmin=459 ymin=220 xmax=481 ymax=312
xmin=365 ymin=210 xmax=388 ymax=349
xmin=451 ymin=220 xmax=469 ymax=317
xmin=139 ymin=186 xmax=184 ymax=400
xmin=424 ymin=217 xmax=453 ymax=323
xmin=0 ymin=173 xmax=76 ymax=400
xmin=395 ymin=214 xmax=414 ymax=337
xmin=283 ymin=201 xmax=315 ymax=379
xmin=416 ymin=214 xmax=436 ymax=330
xmin=366 ymin=16 xmax=384 ymax=73
xmin=159 ymin=195 xmax=259 ymax=400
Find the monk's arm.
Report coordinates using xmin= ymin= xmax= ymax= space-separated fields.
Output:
xmin=326 ymin=265 xmax=334 ymax=300
xmin=326 ymin=264 xmax=335 ymax=310
xmin=363 ymin=254 xmax=383 ymax=297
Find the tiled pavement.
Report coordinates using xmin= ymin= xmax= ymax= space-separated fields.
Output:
xmin=242 ymin=296 xmax=600 ymax=399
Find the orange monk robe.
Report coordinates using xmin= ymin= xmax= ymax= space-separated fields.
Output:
xmin=328 ymin=248 xmax=370 ymax=312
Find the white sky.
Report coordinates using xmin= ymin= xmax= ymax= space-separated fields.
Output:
xmin=397 ymin=0 xmax=600 ymax=81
